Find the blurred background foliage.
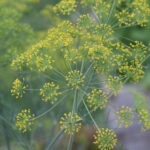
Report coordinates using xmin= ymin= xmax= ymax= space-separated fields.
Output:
xmin=0 ymin=0 xmax=150 ymax=150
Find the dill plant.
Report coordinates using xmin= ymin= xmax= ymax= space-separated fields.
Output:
xmin=10 ymin=0 xmax=150 ymax=149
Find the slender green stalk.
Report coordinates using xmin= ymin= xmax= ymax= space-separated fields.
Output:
xmin=67 ymin=135 xmax=74 ymax=150
xmin=32 ymin=94 xmax=68 ymax=121
xmin=82 ymin=98 xmax=100 ymax=131
xmin=67 ymin=89 xmax=78 ymax=150
xmin=106 ymin=0 xmax=116 ymax=24
xmin=46 ymin=129 xmax=64 ymax=150
xmin=53 ymin=68 xmax=66 ymax=78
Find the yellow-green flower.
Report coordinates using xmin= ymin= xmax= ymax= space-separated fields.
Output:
xmin=40 ymin=82 xmax=61 ymax=104
xmin=107 ymin=76 xmax=123 ymax=95
xmin=59 ymin=112 xmax=82 ymax=135
xmin=87 ymin=89 xmax=108 ymax=111
xmin=16 ymin=109 xmax=35 ymax=133
xmin=53 ymin=0 xmax=77 ymax=15
xmin=93 ymin=128 xmax=117 ymax=150
xmin=11 ymin=78 xmax=27 ymax=99
xmin=137 ymin=109 xmax=150 ymax=131
xmin=116 ymin=106 xmax=134 ymax=128
xmin=66 ymin=70 xmax=85 ymax=89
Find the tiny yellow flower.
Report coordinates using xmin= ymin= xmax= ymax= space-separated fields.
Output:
xmin=16 ymin=109 xmax=35 ymax=133
xmin=11 ymin=78 xmax=27 ymax=99
xmin=59 ymin=112 xmax=82 ymax=135
xmin=93 ymin=128 xmax=117 ymax=150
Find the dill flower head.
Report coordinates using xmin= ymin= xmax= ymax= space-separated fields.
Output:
xmin=87 ymin=89 xmax=108 ymax=111
xmin=88 ymin=44 xmax=111 ymax=73
xmin=116 ymin=106 xmax=134 ymax=128
xmin=40 ymin=82 xmax=61 ymax=104
xmin=92 ymin=24 xmax=114 ymax=39
xmin=11 ymin=78 xmax=27 ymax=99
xmin=77 ymin=14 xmax=93 ymax=30
xmin=93 ymin=128 xmax=117 ymax=150
xmin=16 ymin=109 xmax=35 ymax=133
xmin=115 ymin=0 xmax=150 ymax=27
xmin=46 ymin=28 xmax=73 ymax=51
xmin=137 ymin=109 xmax=150 ymax=131
xmin=53 ymin=0 xmax=77 ymax=15
xmin=94 ymin=1 xmax=111 ymax=20
xmin=66 ymin=70 xmax=85 ymax=89
xmin=11 ymin=42 xmax=54 ymax=72
xmin=59 ymin=112 xmax=82 ymax=135
xmin=132 ymin=92 xmax=150 ymax=131
xmin=107 ymin=76 xmax=123 ymax=96
xmin=64 ymin=48 xmax=83 ymax=64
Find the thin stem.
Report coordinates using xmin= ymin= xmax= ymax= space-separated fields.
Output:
xmin=67 ymin=135 xmax=74 ymax=150
xmin=106 ymin=0 xmax=116 ymax=24
xmin=74 ymin=90 xmax=78 ymax=114
xmin=25 ymin=89 xmax=39 ymax=91
xmin=53 ymin=68 xmax=65 ymax=78
xmin=82 ymin=98 xmax=99 ymax=131
xmin=32 ymin=95 xmax=67 ymax=121
xmin=68 ymin=90 xmax=78 ymax=150
xmin=84 ymin=62 xmax=94 ymax=77
xmin=46 ymin=129 xmax=64 ymax=150
xmin=80 ymin=59 xmax=84 ymax=73
xmin=0 ymin=115 xmax=15 ymax=129
xmin=91 ymin=8 xmax=101 ymax=23
xmin=140 ymin=54 xmax=150 ymax=65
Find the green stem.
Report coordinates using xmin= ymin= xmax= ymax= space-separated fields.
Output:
xmin=106 ymin=0 xmax=116 ymax=24
xmin=67 ymin=135 xmax=74 ymax=150
xmin=46 ymin=129 xmax=64 ymax=150
xmin=82 ymin=98 xmax=100 ymax=131
xmin=32 ymin=95 xmax=67 ymax=121
xmin=84 ymin=62 xmax=94 ymax=77
xmin=53 ymin=68 xmax=65 ymax=78
xmin=68 ymin=89 xmax=78 ymax=150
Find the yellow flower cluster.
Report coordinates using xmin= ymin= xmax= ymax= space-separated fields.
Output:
xmin=46 ymin=28 xmax=74 ymax=51
xmin=132 ymin=0 xmax=150 ymax=26
xmin=92 ymin=24 xmax=114 ymax=39
xmin=77 ymin=14 xmax=93 ymax=31
xmin=94 ymin=1 xmax=111 ymax=21
xmin=137 ymin=109 xmax=150 ymax=131
xmin=16 ymin=109 xmax=35 ymax=133
xmin=53 ymin=0 xmax=77 ymax=15
xmin=116 ymin=106 xmax=134 ymax=128
xmin=119 ymin=64 xmax=144 ymax=82
xmin=130 ymin=41 xmax=148 ymax=63
xmin=57 ymin=21 xmax=77 ymax=37
xmin=64 ymin=48 xmax=83 ymax=64
xmin=132 ymin=91 xmax=150 ymax=131
xmin=87 ymin=89 xmax=108 ymax=111
xmin=59 ymin=112 xmax=82 ymax=135
xmin=88 ymin=44 xmax=112 ymax=73
xmin=11 ymin=78 xmax=27 ymax=99
xmin=111 ymin=42 xmax=132 ymax=67
xmin=115 ymin=10 xmax=135 ymax=27
xmin=11 ymin=42 xmax=54 ymax=72
xmin=40 ymin=82 xmax=61 ymax=104
xmin=66 ymin=70 xmax=85 ymax=89
xmin=107 ymin=76 xmax=123 ymax=95
xmin=115 ymin=0 xmax=150 ymax=27
xmin=93 ymin=128 xmax=117 ymax=150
